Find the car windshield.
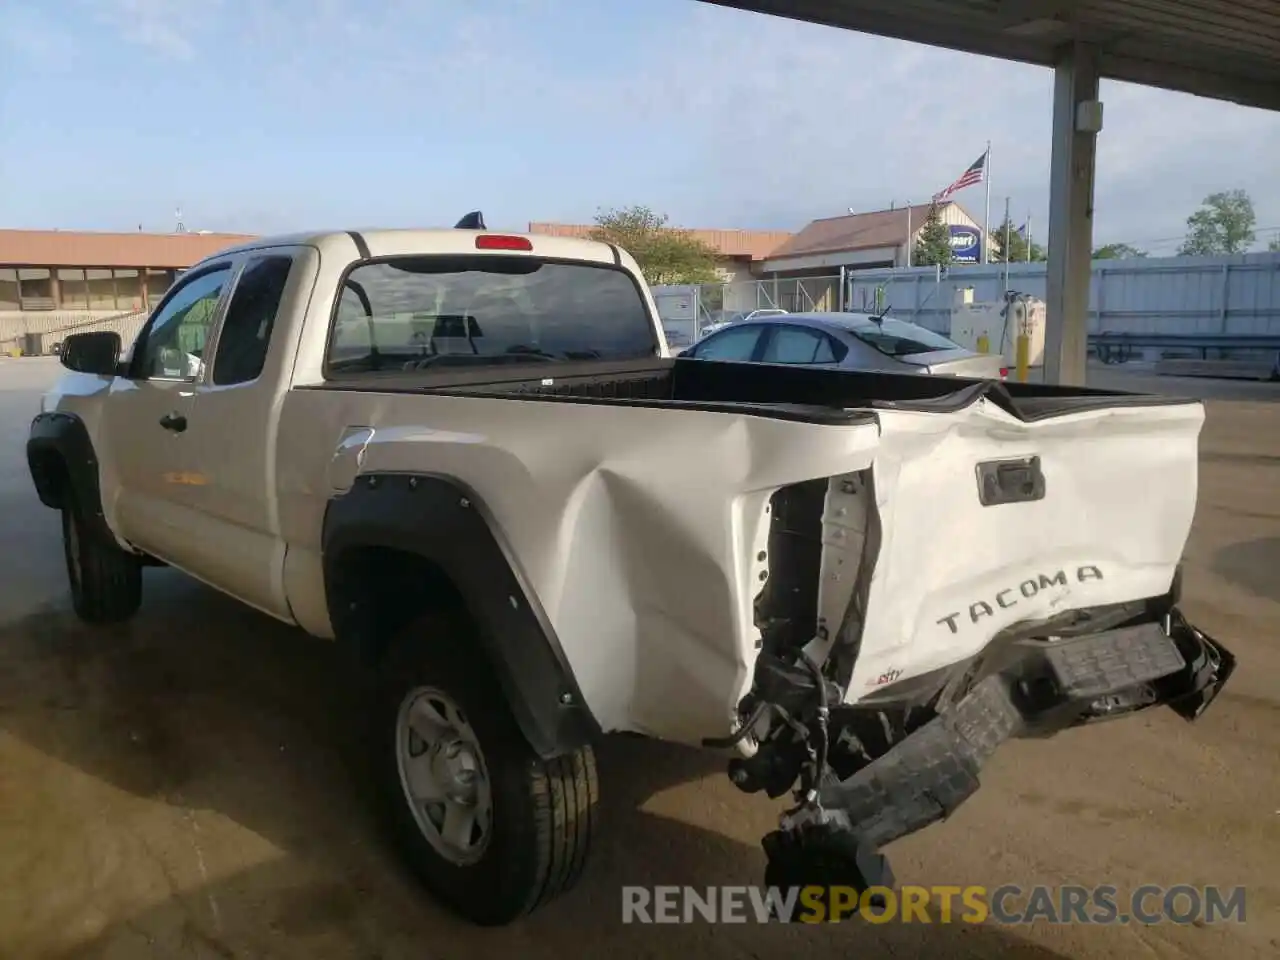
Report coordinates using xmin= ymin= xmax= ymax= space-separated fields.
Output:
xmin=846 ymin=317 xmax=961 ymax=357
xmin=328 ymin=256 xmax=658 ymax=372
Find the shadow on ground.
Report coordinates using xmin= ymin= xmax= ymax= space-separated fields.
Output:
xmin=1212 ymin=537 xmax=1280 ymax=603
xmin=0 ymin=573 xmax=1073 ymax=960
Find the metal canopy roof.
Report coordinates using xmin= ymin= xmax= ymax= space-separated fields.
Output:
xmin=701 ymin=0 xmax=1280 ymax=112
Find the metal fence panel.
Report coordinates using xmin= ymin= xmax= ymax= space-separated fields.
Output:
xmin=693 ymin=276 xmax=844 ymax=331
xmin=844 ymin=253 xmax=1280 ymax=341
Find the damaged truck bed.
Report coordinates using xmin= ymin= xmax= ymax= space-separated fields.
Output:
xmin=30 ymin=224 xmax=1234 ymax=925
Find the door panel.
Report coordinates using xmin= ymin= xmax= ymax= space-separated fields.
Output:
xmin=103 ymin=378 xmax=198 ymax=560
xmin=180 ymin=253 xmax=301 ymax=620
xmin=105 ymin=263 xmax=235 ymax=564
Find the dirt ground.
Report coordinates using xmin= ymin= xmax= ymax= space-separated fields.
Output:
xmin=0 ymin=358 xmax=1276 ymax=959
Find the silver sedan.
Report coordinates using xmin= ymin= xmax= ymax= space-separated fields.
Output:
xmin=681 ymin=311 xmax=1008 ymax=379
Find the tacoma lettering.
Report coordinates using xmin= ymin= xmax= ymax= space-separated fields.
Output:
xmin=936 ymin=566 xmax=1105 ymax=634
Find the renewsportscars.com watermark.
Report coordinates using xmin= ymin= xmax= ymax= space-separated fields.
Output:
xmin=621 ymin=884 xmax=1248 ymax=925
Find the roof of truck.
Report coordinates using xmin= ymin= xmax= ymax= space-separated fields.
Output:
xmin=193 ymin=227 xmax=624 ymax=271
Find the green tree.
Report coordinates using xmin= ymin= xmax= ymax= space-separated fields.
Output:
xmin=1092 ymin=242 xmax=1148 ymax=260
xmin=912 ymin=203 xmax=953 ymax=268
xmin=1178 ymin=190 xmax=1256 ymax=256
xmin=990 ymin=215 xmax=1045 ymax=262
xmin=589 ymin=206 xmax=721 ymax=285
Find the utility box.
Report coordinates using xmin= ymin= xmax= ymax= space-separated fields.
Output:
xmin=949 ymin=294 xmax=1047 ymax=367
xmin=650 ymin=284 xmax=699 ymax=349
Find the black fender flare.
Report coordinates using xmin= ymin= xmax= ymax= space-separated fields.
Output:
xmin=26 ymin=411 xmax=115 ymax=544
xmin=321 ymin=472 xmax=600 ymax=759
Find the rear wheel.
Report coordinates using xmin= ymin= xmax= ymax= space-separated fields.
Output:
xmin=61 ymin=495 xmax=142 ymax=624
xmin=375 ymin=612 xmax=598 ymax=926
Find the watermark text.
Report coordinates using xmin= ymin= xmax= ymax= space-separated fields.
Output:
xmin=621 ymin=884 xmax=1247 ymax=925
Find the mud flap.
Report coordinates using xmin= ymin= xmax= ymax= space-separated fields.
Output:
xmin=761 ymin=819 xmax=895 ymax=922
xmin=1159 ymin=610 xmax=1237 ymax=721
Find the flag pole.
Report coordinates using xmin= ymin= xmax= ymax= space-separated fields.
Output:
xmin=983 ymin=140 xmax=992 ymax=264
xmin=1026 ymin=210 xmax=1032 ymax=263
xmin=906 ymin=201 xmax=912 ymax=267
xmin=1003 ymin=196 xmax=1011 ymax=293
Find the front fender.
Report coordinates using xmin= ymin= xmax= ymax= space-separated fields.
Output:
xmin=321 ymin=472 xmax=600 ymax=759
xmin=26 ymin=412 xmax=116 ymax=544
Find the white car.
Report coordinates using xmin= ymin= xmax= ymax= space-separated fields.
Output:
xmin=28 ymin=217 xmax=1234 ymax=926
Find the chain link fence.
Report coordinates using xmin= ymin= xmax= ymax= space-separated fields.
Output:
xmin=667 ymin=275 xmax=843 ymax=340
xmin=707 ymin=275 xmax=841 ymax=314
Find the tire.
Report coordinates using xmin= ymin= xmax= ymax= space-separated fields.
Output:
xmin=61 ymin=494 xmax=142 ymax=624
xmin=375 ymin=611 xmax=598 ymax=926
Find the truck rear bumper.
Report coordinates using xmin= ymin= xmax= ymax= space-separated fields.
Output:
xmin=761 ymin=609 xmax=1234 ymax=900
xmin=811 ymin=608 xmax=1233 ymax=846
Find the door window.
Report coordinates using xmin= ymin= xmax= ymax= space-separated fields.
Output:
xmin=132 ymin=266 xmax=232 ymax=380
xmin=760 ymin=327 xmax=842 ymax=364
xmin=691 ymin=324 xmax=764 ymax=361
xmin=212 ymin=256 xmax=293 ymax=385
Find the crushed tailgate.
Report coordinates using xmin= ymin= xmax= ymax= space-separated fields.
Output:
xmin=831 ymin=392 xmax=1204 ymax=702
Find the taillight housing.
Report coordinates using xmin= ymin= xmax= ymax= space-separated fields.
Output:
xmin=475 ymin=234 xmax=533 ymax=251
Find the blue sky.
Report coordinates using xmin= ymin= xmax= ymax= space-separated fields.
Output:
xmin=4 ymin=0 xmax=1280 ymax=252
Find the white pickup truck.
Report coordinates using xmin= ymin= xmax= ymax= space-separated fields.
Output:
xmin=27 ymin=216 xmax=1234 ymax=926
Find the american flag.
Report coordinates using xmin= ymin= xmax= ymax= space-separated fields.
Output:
xmin=933 ymin=151 xmax=988 ymax=202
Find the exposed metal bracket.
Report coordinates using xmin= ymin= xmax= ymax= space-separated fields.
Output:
xmin=327 ymin=426 xmax=375 ymax=491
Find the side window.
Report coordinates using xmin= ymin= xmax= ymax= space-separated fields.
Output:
xmin=692 ymin=324 xmax=764 ymax=361
xmin=134 ymin=267 xmax=231 ymax=380
xmin=212 ymin=256 xmax=294 ymax=385
xmin=761 ymin=327 xmax=842 ymax=364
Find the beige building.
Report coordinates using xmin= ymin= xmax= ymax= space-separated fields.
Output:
xmin=0 ymin=228 xmax=253 ymax=354
xmin=760 ymin=201 xmax=980 ymax=275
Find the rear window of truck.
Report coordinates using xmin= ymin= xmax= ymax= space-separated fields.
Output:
xmin=327 ymin=256 xmax=659 ymax=373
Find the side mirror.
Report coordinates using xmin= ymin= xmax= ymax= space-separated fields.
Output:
xmin=61 ymin=331 xmax=122 ymax=376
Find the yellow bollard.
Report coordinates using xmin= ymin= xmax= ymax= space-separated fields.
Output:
xmin=1016 ymin=333 xmax=1030 ymax=382
xmin=976 ymin=333 xmax=990 ymax=355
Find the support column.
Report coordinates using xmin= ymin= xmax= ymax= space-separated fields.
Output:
xmin=1044 ymin=41 xmax=1101 ymax=385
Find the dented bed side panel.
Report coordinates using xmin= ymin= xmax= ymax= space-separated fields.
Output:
xmin=274 ymin=388 xmax=882 ymax=745
xmin=276 ymin=377 xmax=1205 ymax=744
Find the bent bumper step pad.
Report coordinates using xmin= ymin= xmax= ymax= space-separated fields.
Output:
xmin=763 ymin=612 xmax=1236 ymax=905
